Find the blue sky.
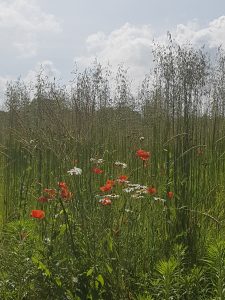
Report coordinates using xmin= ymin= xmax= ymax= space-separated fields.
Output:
xmin=1 ymin=0 xmax=225 ymax=106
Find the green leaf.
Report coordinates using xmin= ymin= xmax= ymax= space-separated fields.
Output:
xmin=55 ymin=277 xmax=62 ymax=287
xmin=106 ymin=263 xmax=112 ymax=274
xmin=59 ymin=224 xmax=67 ymax=236
xmin=86 ymin=267 xmax=94 ymax=276
xmin=108 ymin=235 xmax=113 ymax=252
xmin=32 ymin=256 xmax=51 ymax=277
xmin=96 ymin=274 xmax=104 ymax=287
xmin=95 ymin=280 xmax=99 ymax=289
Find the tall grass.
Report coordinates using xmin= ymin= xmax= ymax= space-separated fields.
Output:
xmin=1 ymin=42 xmax=225 ymax=299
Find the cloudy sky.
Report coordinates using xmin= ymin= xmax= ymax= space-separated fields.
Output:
xmin=1 ymin=0 xmax=225 ymax=106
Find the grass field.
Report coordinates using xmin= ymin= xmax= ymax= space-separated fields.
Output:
xmin=1 ymin=42 xmax=225 ymax=299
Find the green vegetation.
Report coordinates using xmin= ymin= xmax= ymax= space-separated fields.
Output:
xmin=1 ymin=40 xmax=225 ymax=299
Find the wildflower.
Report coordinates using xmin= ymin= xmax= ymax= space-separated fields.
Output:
xmin=90 ymin=158 xmax=104 ymax=164
xmin=127 ymin=183 xmax=147 ymax=190
xmin=139 ymin=136 xmax=145 ymax=141
xmin=136 ymin=188 xmax=148 ymax=194
xmin=99 ymin=197 xmax=112 ymax=206
xmin=96 ymin=194 xmax=119 ymax=199
xmin=153 ymin=197 xmax=166 ymax=203
xmin=167 ymin=191 xmax=174 ymax=199
xmin=100 ymin=179 xmax=115 ymax=192
xmin=123 ymin=187 xmax=135 ymax=193
xmin=58 ymin=182 xmax=67 ymax=189
xmin=60 ymin=189 xmax=72 ymax=199
xmin=37 ymin=196 xmax=49 ymax=203
xmin=92 ymin=167 xmax=104 ymax=174
xmin=105 ymin=194 xmax=119 ymax=199
xmin=106 ymin=179 xmax=115 ymax=186
xmin=125 ymin=208 xmax=134 ymax=213
xmin=100 ymin=184 xmax=112 ymax=192
xmin=44 ymin=188 xmax=56 ymax=198
xmin=136 ymin=149 xmax=151 ymax=161
xmin=58 ymin=182 xmax=72 ymax=200
xmin=118 ymin=175 xmax=128 ymax=183
xmin=31 ymin=210 xmax=45 ymax=219
xmin=114 ymin=161 xmax=127 ymax=168
xmin=147 ymin=187 xmax=157 ymax=195
xmin=67 ymin=166 xmax=82 ymax=175
xmin=131 ymin=194 xmax=145 ymax=199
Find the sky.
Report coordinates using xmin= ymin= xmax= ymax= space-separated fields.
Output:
xmin=1 ymin=0 xmax=225 ymax=107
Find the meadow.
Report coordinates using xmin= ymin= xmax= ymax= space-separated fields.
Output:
xmin=1 ymin=41 xmax=225 ymax=299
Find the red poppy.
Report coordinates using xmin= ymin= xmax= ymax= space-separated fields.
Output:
xmin=58 ymin=182 xmax=72 ymax=200
xmin=44 ymin=188 xmax=56 ymax=198
xmin=167 ymin=191 xmax=174 ymax=199
xmin=100 ymin=179 xmax=115 ymax=192
xmin=99 ymin=197 xmax=112 ymax=206
xmin=60 ymin=188 xmax=72 ymax=199
xmin=147 ymin=187 xmax=157 ymax=195
xmin=58 ymin=182 xmax=67 ymax=189
xmin=31 ymin=210 xmax=45 ymax=219
xmin=136 ymin=149 xmax=151 ymax=161
xmin=106 ymin=179 xmax=115 ymax=186
xmin=37 ymin=196 xmax=49 ymax=203
xmin=118 ymin=175 xmax=128 ymax=183
xmin=100 ymin=184 xmax=112 ymax=192
xmin=92 ymin=167 xmax=104 ymax=174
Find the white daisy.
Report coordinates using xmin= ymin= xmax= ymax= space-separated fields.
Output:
xmin=90 ymin=158 xmax=104 ymax=164
xmin=114 ymin=161 xmax=127 ymax=168
xmin=67 ymin=167 xmax=82 ymax=175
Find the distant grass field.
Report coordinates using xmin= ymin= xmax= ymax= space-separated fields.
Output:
xmin=1 ymin=42 xmax=225 ymax=299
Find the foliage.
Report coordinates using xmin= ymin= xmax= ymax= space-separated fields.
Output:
xmin=1 ymin=42 xmax=225 ymax=299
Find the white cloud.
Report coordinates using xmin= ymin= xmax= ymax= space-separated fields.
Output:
xmin=0 ymin=0 xmax=62 ymax=57
xmin=168 ymin=16 xmax=225 ymax=49
xmin=74 ymin=16 xmax=225 ymax=91
xmin=74 ymin=23 xmax=154 ymax=89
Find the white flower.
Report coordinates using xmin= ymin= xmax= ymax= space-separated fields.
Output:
xmin=125 ymin=209 xmax=133 ymax=213
xmin=153 ymin=197 xmax=166 ymax=203
xmin=90 ymin=158 xmax=104 ymax=164
xmin=136 ymin=189 xmax=148 ymax=194
xmin=131 ymin=194 xmax=145 ymax=199
xmin=67 ymin=167 xmax=82 ymax=175
xmin=123 ymin=187 xmax=135 ymax=193
xmin=114 ymin=161 xmax=127 ymax=168
xmin=105 ymin=194 xmax=120 ymax=199
xmin=127 ymin=184 xmax=147 ymax=190
xmin=116 ymin=179 xmax=130 ymax=184
xmin=95 ymin=194 xmax=119 ymax=199
xmin=127 ymin=183 xmax=140 ymax=188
